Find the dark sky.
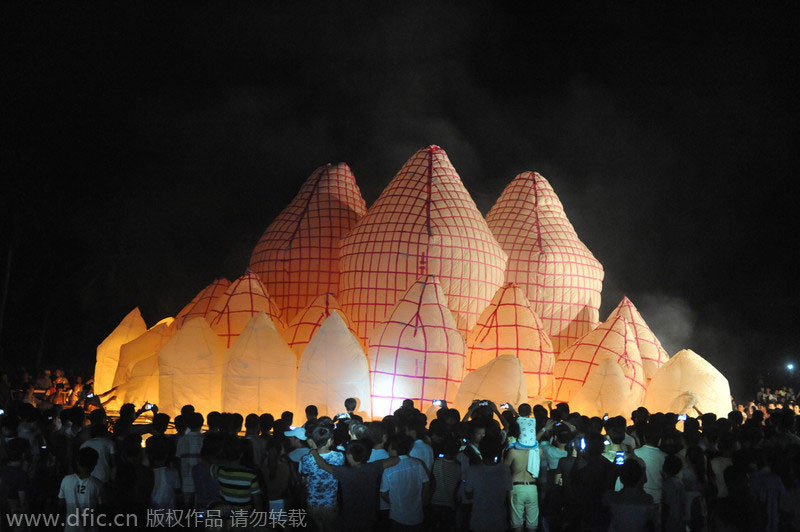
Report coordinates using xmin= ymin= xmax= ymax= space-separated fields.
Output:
xmin=2 ymin=3 xmax=798 ymax=398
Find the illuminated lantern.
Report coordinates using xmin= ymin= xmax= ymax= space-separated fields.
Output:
xmin=171 ymin=279 xmax=231 ymax=331
xmin=368 ymin=275 xmax=465 ymax=418
xmin=643 ymin=349 xmax=731 ymax=417
xmin=282 ymin=293 xmax=363 ymax=360
xmin=607 ymin=297 xmax=669 ymax=383
xmin=339 ymin=145 xmax=507 ymax=342
xmin=94 ymin=307 xmax=147 ymax=394
xmin=552 ymin=315 xmax=645 ymax=405
xmin=117 ymin=353 xmax=159 ymax=408
xmin=158 ymin=317 xmax=226 ymax=416
xmin=569 ymin=357 xmax=640 ymax=418
xmin=208 ymin=271 xmax=285 ymax=348
xmin=486 ymin=172 xmax=603 ymax=354
xmin=466 ymin=283 xmax=555 ymax=400
xmin=112 ymin=321 xmax=175 ymax=389
xmin=222 ymin=312 xmax=297 ymax=416
xmin=296 ymin=311 xmax=371 ymax=418
xmin=250 ymin=163 xmax=367 ymax=323
xmin=454 ymin=355 xmax=527 ymax=414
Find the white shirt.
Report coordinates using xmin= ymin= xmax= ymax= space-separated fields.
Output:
xmin=80 ymin=438 xmax=115 ymax=484
xmin=380 ymin=455 xmax=428 ymax=525
xmin=58 ymin=474 xmax=105 ymax=532
xmin=634 ymin=444 xmax=666 ymax=503
xmin=410 ymin=439 xmax=434 ymax=472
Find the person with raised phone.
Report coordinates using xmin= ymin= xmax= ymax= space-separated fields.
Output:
xmin=307 ymin=437 xmax=399 ymax=531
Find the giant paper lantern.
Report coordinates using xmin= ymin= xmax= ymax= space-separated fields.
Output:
xmin=552 ymin=315 xmax=646 ymax=405
xmin=171 ymin=279 xmax=231 ymax=331
xmin=643 ymin=349 xmax=731 ymax=417
xmin=94 ymin=307 xmax=147 ymax=394
xmin=249 ymin=163 xmax=367 ymax=323
xmin=569 ymin=357 xmax=640 ymax=418
xmin=486 ymin=172 xmax=603 ymax=354
xmin=607 ymin=297 xmax=669 ymax=383
xmin=222 ymin=312 xmax=297 ymax=416
xmin=208 ymin=271 xmax=285 ymax=348
xmin=282 ymin=293 xmax=363 ymax=360
xmin=112 ymin=321 xmax=175 ymax=389
xmin=339 ymin=145 xmax=507 ymax=342
xmin=296 ymin=311 xmax=371 ymax=418
xmin=368 ymin=275 xmax=465 ymax=418
xmin=158 ymin=317 xmax=226 ymax=416
xmin=454 ymin=355 xmax=527 ymax=414
xmin=466 ymin=283 xmax=555 ymax=399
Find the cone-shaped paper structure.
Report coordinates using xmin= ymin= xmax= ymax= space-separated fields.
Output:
xmin=569 ymin=357 xmax=640 ymax=418
xmin=94 ymin=308 xmax=147 ymax=394
xmin=607 ymin=297 xmax=669 ymax=383
xmin=158 ymin=317 xmax=226 ymax=416
xmin=117 ymin=353 xmax=159 ymax=408
xmin=282 ymin=293 xmax=363 ymax=360
xmin=643 ymin=349 xmax=731 ymax=417
xmin=296 ymin=311 xmax=371 ymax=418
xmin=466 ymin=284 xmax=555 ymax=399
xmin=250 ymin=163 xmax=367 ymax=323
xmin=368 ymin=275 xmax=465 ymax=418
xmin=339 ymin=146 xmax=507 ymax=342
xmin=209 ymin=271 xmax=285 ymax=348
xmin=553 ymin=315 xmax=646 ymax=405
xmin=486 ymin=172 xmax=603 ymax=354
xmin=223 ymin=312 xmax=297 ymax=416
xmin=171 ymin=279 xmax=231 ymax=331
xmin=454 ymin=355 xmax=527 ymax=413
xmin=112 ymin=322 xmax=175 ymax=388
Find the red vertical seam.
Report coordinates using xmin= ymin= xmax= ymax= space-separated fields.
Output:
xmin=285 ymin=165 xmax=327 ymax=251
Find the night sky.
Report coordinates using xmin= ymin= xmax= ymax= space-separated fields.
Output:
xmin=2 ymin=4 xmax=798 ymax=399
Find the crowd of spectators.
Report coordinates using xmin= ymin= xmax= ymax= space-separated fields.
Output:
xmin=754 ymin=387 xmax=798 ymax=409
xmin=1 ymin=369 xmax=800 ymax=531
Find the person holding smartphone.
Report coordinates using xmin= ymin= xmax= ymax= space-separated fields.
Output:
xmin=463 ymin=434 xmax=513 ymax=532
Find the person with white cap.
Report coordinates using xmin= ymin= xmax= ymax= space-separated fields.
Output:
xmin=504 ymin=415 xmax=542 ymax=531
xmin=283 ymin=427 xmax=310 ymax=464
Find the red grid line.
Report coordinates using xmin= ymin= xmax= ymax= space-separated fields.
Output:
xmin=171 ymin=279 xmax=231 ymax=331
xmin=466 ymin=283 xmax=556 ymax=400
xmin=486 ymin=172 xmax=604 ymax=354
xmin=368 ymin=275 xmax=466 ymax=418
xmin=208 ymin=271 xmax=285 ymax=348
xmin=552 ymin=315 xmax=646 ymax=404
xmin=249 ymin=163 xmax=367 ymax=324
xmin=282 ymin=292 xmax=363 ymax=359
xmin=339 ymin=146 xmax=507 ymax=345
xmin=607 ymin=296 xmax=669 ymax=381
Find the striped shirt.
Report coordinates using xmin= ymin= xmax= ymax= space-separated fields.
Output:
xmin=210 ymin=465 xmax=261 ymax=510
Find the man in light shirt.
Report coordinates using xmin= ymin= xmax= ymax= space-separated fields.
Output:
xmin=176 ymin=412 xmax=205 ymax=508
xmin=80 ymin=424 xmax=116 ymax=485
xmin=381 ymin=433 xmax=430 ymax=530
xmin=633 ymin=423 xmax=666 ymax=506
xmin=407 ymin=416 xmax=433 ymax=473
xmin=59 ymin=447 xmax=105 ymax=532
